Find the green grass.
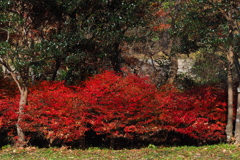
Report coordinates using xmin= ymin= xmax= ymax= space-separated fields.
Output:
xmin=0 ymin=144 xmax=240 ymax=159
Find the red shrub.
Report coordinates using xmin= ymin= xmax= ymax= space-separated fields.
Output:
xmin=23 ymin=81 xmax=89 ymax=143
xmin=80 ymin=70 xmax=160 ymax=138
xmin=0 ymin=77 xmax=18 ymax=137
xmin=0 ymin=71 xmax=227 ymax=146
xmin=156 ymin=85 xmax=227 ymax=141
xmin=0 ymin=97 xmax=18 ymax=131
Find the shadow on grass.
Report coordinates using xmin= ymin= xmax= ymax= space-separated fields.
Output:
xmin=0 ymin=129 xmax=225 ymax=150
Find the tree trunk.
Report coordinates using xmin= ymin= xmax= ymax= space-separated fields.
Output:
xmin=233 ymin=54 xmax=240 ymax=143
xmin=9 ymin=72 xmax=28 ymax=147
xmin=226 ymin=68 xmax=234 ymax=142
xmin=226 ymin=46 xmax=234 ymax=142
xmin=110 ymin=43 xmax=122 ymax=73
xmin=51 ymin=60 xmax=61 ymax=81
xmin=16 ymin=86 xmax=28 ymax=147
xmin=166 ymin=52 xmax=178 ymax=84
xmin=163 ymin=38 xmax=178 ymax=84
xmin=235 ymin=87 xmax=240 ymax=143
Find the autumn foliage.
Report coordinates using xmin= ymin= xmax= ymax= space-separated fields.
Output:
xmin=157 ymin=85 xmax=227 ymax=141
xmin=0 ymin=71 xmax=227 ymax=147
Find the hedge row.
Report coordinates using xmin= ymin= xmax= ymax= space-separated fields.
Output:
xmin=0 ymin=71 xmax=227 ymax=146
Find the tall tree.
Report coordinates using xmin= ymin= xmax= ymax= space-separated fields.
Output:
xmin=152 ymin=0 xmax=239 ymax=142
xmin=82 ymin=0 xmax=153 ymax=73
xmin=213 ymin=0 xmax=240 ymax=143
xmin=198 ymin=0 xmax=240 ymax=143
xmin=0 ymin=0 xmax=66 ymax=146
xmin=43 ymin=0 xmax=154 ymax=83
xmin=179 ymin=0 xmax=240 ymax=142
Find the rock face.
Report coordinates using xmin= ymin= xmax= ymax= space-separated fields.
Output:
xmin=177 ymin=59 xmax=194 ymax=75
xmin=123 ymin=56 xmax=195 ymax=85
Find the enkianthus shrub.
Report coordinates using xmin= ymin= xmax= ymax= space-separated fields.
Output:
xmin=0 ymin=70 xmax=227 ymax=147
xmin=23 ymin=81 xmax=89 ymax=144
xmin=157 ymin=85 xmax=227 ymax=142
xmin=79 ymin=70 xmax=160 ymax=139
xmin=0 ymin=77 xmax=18 ymax=140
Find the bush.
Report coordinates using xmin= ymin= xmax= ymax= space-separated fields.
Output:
xmin=157 ymin=85 xmax=227 ymax=142
xmin=0 ymin=76 xmax=18 ymax=142
xmin=0 ymin=70 xmax=227 ymax=147
xmin=23 ymin=81 xmax=89 ymax=145
xmin=80 ymin=70 xmax=160 ymax=139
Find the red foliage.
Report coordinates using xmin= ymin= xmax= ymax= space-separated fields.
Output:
xmin=153 ymin=23 xmax=171 ymax=31
xmin=23 ymin=81 xmax=89 ymax=143
xmin=157 ymin=85 xmax=227 ymax=141
xmin=80 ymin=70 xmax=160 ymax=138
xmin=153 ymin=9 xmax=169 ymax=17
xmin=0 ymin=71 xmax=227 ymax=145
xmin=0 ymin=97 xmax=18 ymax=131
xmin=0 ymin=77 xmax=18 ymax=133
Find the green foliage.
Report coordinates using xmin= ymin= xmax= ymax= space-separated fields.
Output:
xmin=1 ymin=145 xmax=11 ymax=150
xmin=191 ymin=49 xmax=227 ymax=84
xmin=147 ymin=144 xmax=157 ymax=149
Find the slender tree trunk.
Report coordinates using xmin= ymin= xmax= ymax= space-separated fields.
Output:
xmin=10 ymin=72 xmax=28 ymax=147
xmin=110 ymin=43 xmax=122 ymax=73
xmin=226 ymin=68 xmax=234 ymax=142
xmin=51 ymin=60 xmax=61 ymax=81
xmin=226 ymin=46 xmax=234 ymax=142
xmin=223 ymin=5 xmax=239 ymax=141
xmin=233 ymin=54 xmax=240 ymax=143
xmin=235 ymin=87 xmax=240 ymax=143
xmin=166 ymin=52 xmax=178 ymax=84
xmin=16 ymin=86 xmax=28 ymax=147
xmin=234 ymin=55 xmax=240 ymax=143
xmin=164 ymin=38 xmax=178 ymax=84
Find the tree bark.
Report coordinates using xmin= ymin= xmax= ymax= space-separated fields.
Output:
xmin=110 ymin=42 xmax=122 ymax=73
xmin=225 ymin=46 xmax=234 ymax=142
xmin=16 ymin=86 xmax=28 ymax=147
xmin=164 ymin=38 xmax=178 ymax=84
xmin=51 ymin=60 xmax=61 ymax=81
xmin=9 ymin=72 xmax=28 ymax=147
xmin=233 ymin=54 xmax=240 ymax=143
xmin=223 ymin=4 xmax=239 ymax=142
xmin=166 ymin=52 xmax=178 ymax=84
xmin=235 ymin=87 xmax=240 ymax=143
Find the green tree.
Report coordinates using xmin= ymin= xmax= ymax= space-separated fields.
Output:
xmin=191 ymin=48 xmax=227 ymax=85
xmin=196 ymin=0 xmax=239 ymax=143
xmin=76 ymin=0 xmax=153 ymax=73
xmin=153 ymin=0 xmax=239 ymax=142
xmin=180 ymin=0 xmax=239 ymax=142
xmin=41 ymin=0 xmax=154 ymax=83
xmin=0 ymin=0 xmax=68 ymax=146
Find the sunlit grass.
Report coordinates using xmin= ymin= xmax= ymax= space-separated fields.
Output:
xmin=0 ymin=144 xmax=239 ymax=160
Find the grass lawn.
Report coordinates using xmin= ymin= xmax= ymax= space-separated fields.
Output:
xmin=0 ymin=144 xmax=239 ymax=160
